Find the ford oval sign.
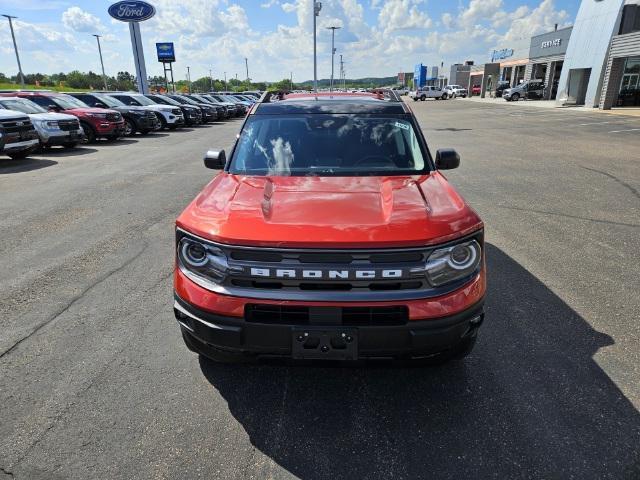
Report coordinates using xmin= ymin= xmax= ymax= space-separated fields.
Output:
xmin=108 ymin=1 xmax=156 ymax=22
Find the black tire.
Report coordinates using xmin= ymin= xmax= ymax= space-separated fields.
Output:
xmin=168 ymin=125 xmax=178 ymax=130
xmin=80 ymin=122 xmax=96 ymax=143
xmin=124 ymin=118 xmax=136 ymax=136
xmin=156 ymin=113 xmax=167 ymax=130
xmin=413 ymin=97 xmax=418 ymax=102
xmin=63 ymin=142 xmax=78 ymax=149
xmin=441 ymin=93 xmax=448 ymax=100
xmin=7 ymin=150 xmax=31 ymax=160
xmin=420 ymin=95 xmax=426 ymax=101
xmin=511 ymin=93 xmax=520 ymax=101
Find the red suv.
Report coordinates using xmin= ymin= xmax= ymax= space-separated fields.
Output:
xmin=174 ymin=91 xmax=485 ymax=364
xmin=0 ymin=91 xmax=125 ymax=143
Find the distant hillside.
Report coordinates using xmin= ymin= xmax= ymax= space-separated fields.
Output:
xmin=297 ymin=76 xmax=397 ymax=87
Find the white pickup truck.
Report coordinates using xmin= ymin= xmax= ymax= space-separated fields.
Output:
xmin=409 ymin=86 xmax=449 ymax=101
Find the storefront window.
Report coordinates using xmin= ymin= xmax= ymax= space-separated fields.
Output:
xmin=617 ymin=57 xmax=640 ymax=107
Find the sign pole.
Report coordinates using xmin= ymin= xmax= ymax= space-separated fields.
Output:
xmin=129 ymin=22 xmax=149 ymax=93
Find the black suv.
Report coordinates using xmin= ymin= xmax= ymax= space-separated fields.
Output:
xmin=70 ymin=92 xmax=159 ymax=136
xmin=167 ymin=95 xmax=218 ymax=123
xmin=145 ymin=94 xmax=203 ymax=126
xmin=186 ymin=94 xmax=226 ymax=120
xmin=0 ymin=109 xmax=39 ymax=159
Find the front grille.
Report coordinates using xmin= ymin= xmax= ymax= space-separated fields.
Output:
xmin=0 ymin=117 xmax=33 ymax=134
xmin=245 ymin=305 xmax=408 ymax=326
xmin=58 ymin=119 xmax=80 ymax=131
xmin=106 ymin=112 xmax=121 ymax=122
xmin=172 ymin=108 xmax=182 ymax=115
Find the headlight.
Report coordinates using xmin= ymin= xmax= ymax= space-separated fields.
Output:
xmin=34 ymin=120 xmax=59 ymax=129
xmin=86 ymin=113 xmax=107 ymax=119
xmin=129 ymin=109 xmax=145 ymax=116
xmin=424 ymin=239 xmax=481 ymax=287
xmin=177 ymin=235 xmax=229 ymax=284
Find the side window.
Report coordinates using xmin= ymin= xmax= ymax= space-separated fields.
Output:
xmin=29 ymin=97 xmax=56 ymax=109
xmin=75 ymin=95 xmax=92 ymax=106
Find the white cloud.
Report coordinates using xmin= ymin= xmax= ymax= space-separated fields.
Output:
xmin=61 ymin=6 xmax=105 ymax=33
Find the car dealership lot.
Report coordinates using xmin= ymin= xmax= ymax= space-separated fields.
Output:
xmin=0 ymin=102 xmax=639 ymax=479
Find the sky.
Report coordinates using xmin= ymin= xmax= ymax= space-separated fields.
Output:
xmin=0 ymin=0 xmax=580 ymax=83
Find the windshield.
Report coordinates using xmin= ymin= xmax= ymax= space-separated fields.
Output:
xmin=94 ymin=94 xmax=125 ymax=107
xmin=221 ymin=95 xmax=241 ymax=103
xmin=129 ymin=95 xmax=155 ymax=106
xmin=175 ymin=96 xmax=200 ymax=105
xmin=148 ymin=95 xmax=180 ymax=106
xmin=191 ymin=95 xmax=209 ymax=103
xmin=55 ymin=95 xmax=88 ymax=109
xmin=0 ymin=98 xmax=47 ymax=114
xmin=229 ymin=114 xmax=428 ymax=177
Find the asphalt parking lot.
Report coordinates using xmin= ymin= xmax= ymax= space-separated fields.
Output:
xmin=1 ymin=100 xmax=639 ymax=479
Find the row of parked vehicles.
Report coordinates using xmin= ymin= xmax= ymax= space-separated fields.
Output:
xmin=409 ymin=84 xmax=468 ymax=101
xmin=0 ymin=90 xmax=262 ymax=160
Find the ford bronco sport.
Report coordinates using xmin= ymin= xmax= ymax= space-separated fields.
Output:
xmin=174 ymin=91 xmax=485 ymax=364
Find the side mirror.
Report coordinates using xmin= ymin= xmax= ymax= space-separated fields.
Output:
xmin=204 ymin=149 xmax=226 ymax=170
xmin=435 ymin=148 xmax=460 ymax=170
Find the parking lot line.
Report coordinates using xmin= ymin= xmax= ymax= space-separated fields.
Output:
xmin=608 ymin=128 xmax=640 ymax=133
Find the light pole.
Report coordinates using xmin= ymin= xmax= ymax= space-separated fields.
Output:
xmin=313 ymin=1 xmax=322 ymax=93
xmin=224 ymin=72 xmax=227 ymax=91
xmin=92 ymin=34 xmax=108 ymax=90
xmin=209 ymin=69 xmax=213 ymax=91
xmin=187 ymin=66 xmax=191 ymax=93
xmin=245 ymin=57 xmax=249 ymax=82
xmin=2 ymin=14 xmax=24 ymax=88
xmin=290 ymin=72 xmax=293 ymax=91
xmin=327 ymin=26 xmax=340 ymax=92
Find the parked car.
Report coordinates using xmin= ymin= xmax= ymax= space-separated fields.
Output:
xmin=180 ymin=95 xmax=220 ymax=122
xmin=145 ymin=94 xmax=203 ymax=126
xmin=471 ymin=84 xmax=481 ymax=96
xmin=0 ymin=97 xmax=85 ymax=149
xmin=409 ymin=86 xmax=449 ymax=101
xmin=174 ymin=91 xmax=485 ymax=364
xmin=0 ymin=125 xmax=5 ymax=154
xmin=185 ymin=94 xmax=226 ymax=120
xmin=164 ymin=94 xmax=216 ymax=123
xmin=494 ymin=81 xmax=510 ymax=98
xmin=0 ymin=109 xmax=40 ymax=159
xmin=443 ymin=85 xmax=467 ymax=98
xmin=69 ymin=92 xmax=159 ymax=136
xmin=200 ymin=94 xmax=237 ymax=118
xmin=392 ymin=86 xmax=410 ymax=96
xmin=105 ymin=92 xmax=185 ymax=130
xmin=502 ymin=80 xmax=545 ymax=101
xmin=0 ymin=91 xmax=124 ymax=143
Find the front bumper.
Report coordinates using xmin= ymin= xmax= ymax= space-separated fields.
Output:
xmin=174 ymin=294 xmax=484 ymax=360
xmin=41 ymin=130 xmax=86 ymax=145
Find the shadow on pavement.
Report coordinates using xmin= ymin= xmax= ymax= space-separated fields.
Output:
xmin=199 ymin=243 xmax=640 ymax=479
xmin=37 ymin=147 xmax=98 ymax=157
xmin=0 ymin=158 xmax=58 ymax=174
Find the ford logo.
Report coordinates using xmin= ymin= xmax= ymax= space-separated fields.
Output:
xmin=108 ymin=1 xmax=156 ymax=22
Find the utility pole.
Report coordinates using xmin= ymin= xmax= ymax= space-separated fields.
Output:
xmin=327 ymin=26 xmax=340 ymax=92
xmin=339 ymin=54 xmax=344 ymax=91
xmin=245 ymin=57 xmax=249 ymax=82
xmin=209 ymin=69 xmax=213 ymax=91
xmin=224 ymin=72 xmax=227 ymax=91
xmin=313 ymin=1 xmax=322 ymax=92
xmin=2 ymin=15 xmax=25 ymax=88
xmin=187 ymin=66 xmax=191 ymax=93
xmin=92 ymin=34 xmax=108 ymax=90
xmin=290 ymin=72 xmax=293 ymax=91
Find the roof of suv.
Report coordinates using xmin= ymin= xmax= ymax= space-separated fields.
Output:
xmin=255 ymin=92 xmax=409 ymax=115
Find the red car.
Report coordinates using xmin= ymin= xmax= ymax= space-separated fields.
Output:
xmin=471 ymin=84 xmax=481 ymax=96
xmin=0 ymin=91 xmax=125 ymax=143
xmin=174 ymin=92 xmax=485 ymax=364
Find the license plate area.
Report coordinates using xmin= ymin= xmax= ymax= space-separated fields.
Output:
xmin=292 ymin=328 xmax=358 ymax=360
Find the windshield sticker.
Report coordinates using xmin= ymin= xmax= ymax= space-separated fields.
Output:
xmin=394 ymin=122 xmax=410 ymax=131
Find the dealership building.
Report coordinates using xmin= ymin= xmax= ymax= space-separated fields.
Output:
xmin=556 ymin=0 xmax=640 ymax=108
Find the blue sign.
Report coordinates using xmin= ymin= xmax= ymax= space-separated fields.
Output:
xmin=414 ymin=64 xmax=427 ymax=87
xmin=491 ymin=48 xmax=514 ymax=62
xmin=156 ymin=42 xmax=175 ymax=62
xmin=108 ymin=1 xmax=156 ymax=22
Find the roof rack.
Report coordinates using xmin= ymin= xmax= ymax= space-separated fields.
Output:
xmin=369 ymin=88 xmax=402 ymax=102
xmin=259 ymin=89 xmax=403 ymax=104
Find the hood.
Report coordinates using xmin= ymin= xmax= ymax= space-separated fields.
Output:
xmin=29 ymin=112 xmax=78 ymax=121
xmin=177 ymin=173 xmax=482 ymax=248
xmin=66 ymin=107 xmax=119 ymax=115
xmin=140 ymin=105 xmax=175 ymax=112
